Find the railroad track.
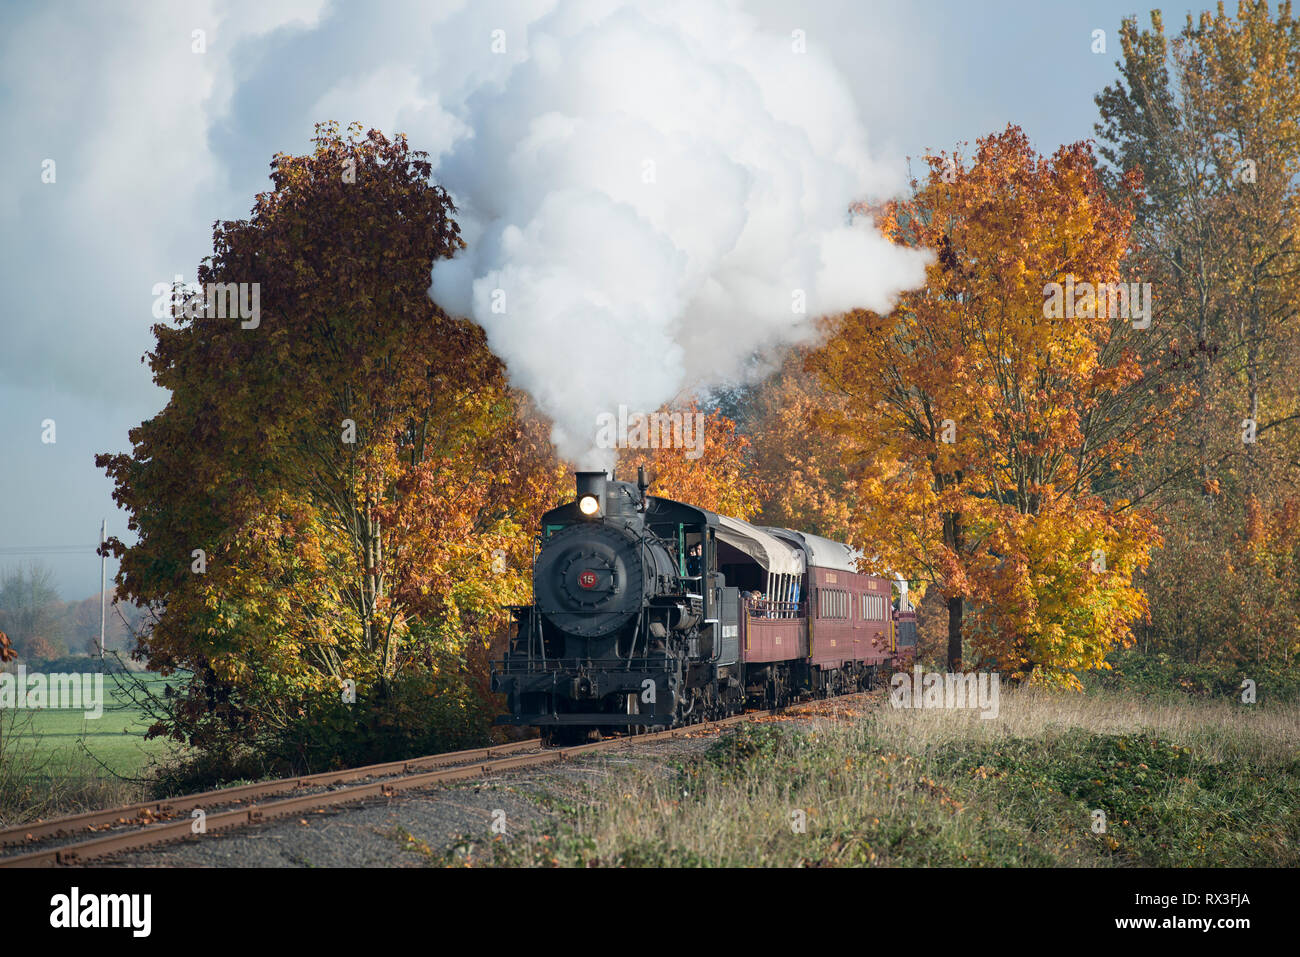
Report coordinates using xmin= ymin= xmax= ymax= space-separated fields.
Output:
xmin=0 ymin=693 xmax=872 ymax=867
xmin=0 ymin=737 xmax=547 ymax=866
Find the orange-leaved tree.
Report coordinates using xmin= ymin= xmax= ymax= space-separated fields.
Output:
xmin=748 ymin=349 xmax=860 ymax=541
xmin=618 ymin=403 xmax=761 ymax=520
xmin=1096 ymin=3 xmax=1300 ymax=667
xmin=98 ymin=124 xmax=565 ymax=768
xmin=811 ymin=126 xmax=1173 ymax=685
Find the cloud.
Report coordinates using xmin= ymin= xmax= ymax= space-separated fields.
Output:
xmin=0 ymin=0 xmax=328 ymax=405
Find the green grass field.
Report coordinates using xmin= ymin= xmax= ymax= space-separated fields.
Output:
xmin=1 ymin=672 xmax=180 ymax=821
xmin=6 ymin=673 xmax=175 ymax=778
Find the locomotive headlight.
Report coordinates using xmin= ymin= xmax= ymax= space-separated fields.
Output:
xmin=578 ymin=494 xmax=600 ymax=516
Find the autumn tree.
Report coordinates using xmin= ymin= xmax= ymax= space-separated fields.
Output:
xmin=811 ymin=127 xmax=1169 ymax=685
xmin=747 ymin=350 xmax=861 ymax=541
xmin=617 ymin=403 xmax=761 ymax=520
xmin=1096 ymin=3 xmax=1300 ymax=666
xmin=21 ymin=636 xmax=58 ymax=663
xmin=99 ymin=124 xmax=565 ymax=769
xmin=0 ymin=562 xmax=64 ymax=656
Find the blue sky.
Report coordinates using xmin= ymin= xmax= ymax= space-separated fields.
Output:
xmin=0 ymin=0 xmax=1204 ymax=599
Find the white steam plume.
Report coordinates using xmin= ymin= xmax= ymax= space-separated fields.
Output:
xmin=429 ymin=0 xmax=931 ymax=469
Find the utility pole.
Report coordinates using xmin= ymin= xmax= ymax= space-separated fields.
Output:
xmin=99 ymin=518 xmax=107 ymax=660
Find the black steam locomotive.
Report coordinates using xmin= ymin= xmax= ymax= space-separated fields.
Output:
xmin=491 ymin=470 xmax=916 ymax=744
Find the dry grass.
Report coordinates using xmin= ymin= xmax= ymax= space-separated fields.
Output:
xmin=871 ymin=686 xmax=1299 ymax=764
xmin=453 ymin=687 xmax=1299 ymax=867
xmin=0 ymin=709 xmax=144 ymax=826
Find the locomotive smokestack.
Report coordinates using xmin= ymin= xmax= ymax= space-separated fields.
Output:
xmin=576 ymin=471 xmax=607 ymax=497
xmin=575 ymin=471 xmax=607 ymax=518
xmin=637 ymin=466 xmax=649 ymax=508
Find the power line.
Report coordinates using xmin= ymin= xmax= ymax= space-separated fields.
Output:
xmin=0 ymin=546 xmax=101 ymax=555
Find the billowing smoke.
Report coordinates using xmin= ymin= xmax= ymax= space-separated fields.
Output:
xmin=429 ymin=0 xmax=931 ymax=468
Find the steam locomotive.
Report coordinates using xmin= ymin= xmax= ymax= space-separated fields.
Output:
xmin=491 ymin=470 xmax=917 ymax=744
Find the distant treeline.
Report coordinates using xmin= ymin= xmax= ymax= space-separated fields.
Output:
xmin=0 ymin=561 xmax=149 ymax=661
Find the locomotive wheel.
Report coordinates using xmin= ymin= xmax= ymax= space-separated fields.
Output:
xmin=768 ymin=673 xmax=785 ymax=709
xmin=707 ymin=686 xmax=723 ymax=721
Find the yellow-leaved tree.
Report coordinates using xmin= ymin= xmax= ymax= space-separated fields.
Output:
xmin=748 ymin=350 xmax=860 ymax=542
xmin=811 ymin=126 xmax=1176 ymax=685
xmin=618 ymin=403 xmax=761 ymax=520
xmin=1096 ymin=2 xmax=1300 ymax=667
